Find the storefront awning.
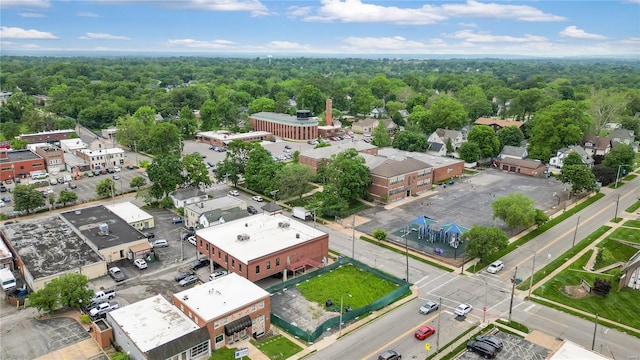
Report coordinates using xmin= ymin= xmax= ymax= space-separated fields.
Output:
xmin=224 ymin=315 xmax=252 ymax=336
xmin=129 ymin=242 xmax=152 ymax=256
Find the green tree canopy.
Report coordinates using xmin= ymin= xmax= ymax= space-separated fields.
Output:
xmin=392 ymin=130 xmax=429 ymax=152
xmin=372 ymin=120 xmax=391 ymax=147
xmin=602 ymin=143 xmax=635 ymax=173
xmin=491 ymin=192 xmax=536 ymax=231
xmin=558 ymin=164 xmax=598 ymax=196
xmin=325 ymin=148 xmax=371 ymax=202
xmin=458 ymin=141 xmax=481 ymax=163
xmin=182 ymin=153 xmax=212 ymax=189
xmin=130 ymin=175 xmax=147 ymax=190
xmin=244 ymin=146 xmax=281 ymax=194
xmin=563 ymin=151 xmax=584 ymax=167
xmin=496 ymin=126 xmax=524 ymax=148
xmin=215 ymin=141 xmax=259 ymax=186
xmin=276 ymin=163 xmax=313 ymax=200
xmin=147 ymin=122 xmax=181 ymax=155
xmin=421 ymin=96 xmax=467 ymax=134
xmin=96 ymin=178 xmax=116 ymax=198
xmin=461 ymin=226 xmax=508 ymax=262
xmin=57 ymin=189 xmax=78 ymax=206
xmin=147 ymin=154 xmax=184 ymax=199
xmin=13 ymin=184 xmax=45 ymax=213
xmin=466 ymin=125 xmax=500 ymax=159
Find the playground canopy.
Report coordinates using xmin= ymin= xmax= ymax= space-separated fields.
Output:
xmin=410 ymin=215 xmax=437 ymax=228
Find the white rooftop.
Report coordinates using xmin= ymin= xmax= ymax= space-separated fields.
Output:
xmin=548 ymin=340 xmax=611 ymax=360
xmin=376 ymin=148 xmax=463 ymax=168
xmin=174 ymin=272 xmax=269 ymax=321
xmin=185 ymin=196 xmax=245 ymax=213
xmin=198 ymin=213 xmax=325 ymax=263
xmin=108 ymin=295 xmax=199 ymax=352
xmin=105 ymin=202 xmax=153 ymax=223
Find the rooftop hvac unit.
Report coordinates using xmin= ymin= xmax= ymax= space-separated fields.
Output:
xmin=278 ymin=222 xmax=290 ymax=228
xmin=99 ymin=223 xmax=109 ymax=235
xmin=237 ymin=234 xmax=250 ymax=241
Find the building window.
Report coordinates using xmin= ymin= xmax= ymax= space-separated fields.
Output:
xmin=275 ymin=258 xmax=280 ymax=267
xmin=225 ymin=254 xmax=228 ymax=263
xmin=206 ymin=243 xmax=209 ymax=251
xmin=251 ymin=305 xmax=256 ymax=312
xmin=255 ymin=265 xmax=260 ymax=274
xmin=214 ymin=320 xmax=220 ymax=329
xmin=223 ymin=317 xmax=228 ymax=324
xmin=232 ymin=259 xmax=235 ymax=268
xmin=191 ymin=340 xmax=209 ymax=358
xmin=258 ymin=301 xmax=264 ymax=309
xmin=215 ymin=334 xmax=224 ymax=343
xmin=239 ymin=264 xmax=242 ymax=271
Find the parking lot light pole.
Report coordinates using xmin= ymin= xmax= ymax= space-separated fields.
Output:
xmin=339 ymin=293 xmax=352 ymax=337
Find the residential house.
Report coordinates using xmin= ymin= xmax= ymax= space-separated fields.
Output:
xmin=427 ymin=142 xmax=446 ymax=156
xmin=427 ymin=128 xmax=465 ymax=153
xmin=173 ymin=273 xmax=271 ymax=349
xmin=169 ymin=188 xmax=209 ymax=209
xmin=609 ymin=128 xmax=637 ymax=151
xmin=369 ymin=107 xmax=387 ymax=118
xmin=398 ymin=110 xmax=409 ymax=121
xmin=183 ymin=196 xmax=247 ymax=229
xmin=499 ymin=145 xmax=528 ymax=160
xmin=582 ymin=135 xmax=611 ymax=157
xmin=351 ymin=118 xmax=396 ymax=135
xmin=474 ymin=117 xmax=524 ymax=132
xmin=497 ymin=158 xmax=547 ymax=177
xmin=107 ymin=295 xmax=211 ymax=360
xmin=549 ymin=146 xmax=594 ymax=169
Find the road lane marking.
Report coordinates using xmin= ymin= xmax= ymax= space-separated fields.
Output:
xmin=524 ymin=304 xmax=536 ymax=312
xmin=363 ymin=312 xmax=440 ymax=360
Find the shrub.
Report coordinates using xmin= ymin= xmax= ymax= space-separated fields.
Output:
xmin=79 ymin=314 xmax=91 ymax=324
xmin=373 ymin=229 xmax=387 ymax=241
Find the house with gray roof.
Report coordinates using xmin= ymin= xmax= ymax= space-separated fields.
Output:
xmin=549 ymin=146 xmax=594 ymax=169
xmin=583 ymin=135 xmax=611 ymax=157
xmin=499 ymin=145 xmax=528 ymax=160
xmin=184 ymin=196 xmax=246 ymax=229
xmin=169 ymin=187 xmax=208 ymax=209
xmin=609 ymin=128 xmax=638 ymax=152
xmin=427 ymin=128 xmax=465 ymax=154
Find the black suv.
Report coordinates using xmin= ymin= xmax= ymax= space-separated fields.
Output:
xmin=467 ymin=340 xmax=497 ymax=359
xmin=191 ymin=258 xmax=210 ymax=270
xmin=247 ymin=205 xmax=258 ymax=215
xmin=476 ymin=335 xmax=503 ymax=352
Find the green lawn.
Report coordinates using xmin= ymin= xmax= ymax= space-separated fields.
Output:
xmin=209 ymin=347 xmax=252 ymax=360
xmin=595 ymin=238 xmax=639 ymax=269
xmin=296 ymin=263 xmax=398 ymax=308
xmin=607 ymin=227 xmax=640 ymax=244
xmin=622 ymin=220 xmax=640 ymax=228
xmin=250 ymin=335 xmax=303 ymax=360
xmin=623 ymin=174 xmax=637 ymax=181
xmin=624 ymin=200 xmax=640 ymax=213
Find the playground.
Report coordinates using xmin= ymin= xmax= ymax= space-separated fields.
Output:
xmin=391 ymin=215 xmax=469 ymax=260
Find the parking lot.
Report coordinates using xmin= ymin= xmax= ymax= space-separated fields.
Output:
xmin=458 ymin=331 xmax=550 ymax=360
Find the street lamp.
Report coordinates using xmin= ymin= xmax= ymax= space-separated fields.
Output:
xmin=614 ymin=165 xmax=631 ymax=189
xmin=270 ymin=189 xmax=279 ymax=203
xmin=483 ymin=278 xmax=488 ymax=323
xmin=339 ymin=293 xmax=352 ymax=337
xmin=614 ymin=194 xmax=620 ymax=221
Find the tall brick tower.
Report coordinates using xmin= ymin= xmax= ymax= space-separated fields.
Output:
xmin=325 ymin=99 xmax=332 ymax=126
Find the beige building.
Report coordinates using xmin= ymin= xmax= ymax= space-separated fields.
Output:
xmin=184 ymin=196 xmax=248 ymax=229
xmin=106 ymin=202 xmax=155 ymax=231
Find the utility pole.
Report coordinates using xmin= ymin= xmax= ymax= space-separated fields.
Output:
xmin=572 ymin=216 xmax=581 ymax=247
xmin=133 ymin=140 xmax=138 ymax=167
xmin=436 ymin=296 xmax=442 ymax=352
xmin=592 ymin=313 xmax=599 ymax=350
xmin=351 ymin=215 xmax=356 ymax=259
xmin=614 ymin=194 xmax=620 ymax=221
xmin=405 ymin=227 xmax=410 ymax=281
xmin=528 ymin=248 xmax=536 ymax=299
xmin=508 ymin=266 xmax=518 ymax=323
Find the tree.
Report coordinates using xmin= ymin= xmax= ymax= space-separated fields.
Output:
xmin=372 ymin=120 xmax=391 ymax=147
xmin=591 ymin=164 xmax=616 ymax=186
xmin=249 ymin=97 xmax=276 ymax=114
xmin=48 ymin=193 xmax=56 ymax=210
xmin=13 ymin=184 xmax=45 ymax=214
xmin=588 ymin=89 xmax=629 ymax=134
xmin=491 ymin=192 xmax=536 ymax=231
xmin=147 ymin=122 xmax=181 ymax=155
xmin=57 ymin=190 xmax=78 ymax=206
xmin=177 ymin=106 xmax=198 ymax=139
xmin=421 ymin=96 xmax=467 ymax=134
xmin=182 ymin=153 xmax=212 ymax=189
xmin=130 ymin=176 xmax=147 ymax=190
xmin=602 ymin=143 xmax=635 ymax=172
xmin=10 ymin=138 xmax=29 ymax=150
xmin=296 ymin=84 xmax=324 ymax=114
xmin=534 ymin=209 xmax=549 ymax=228
xmin=592 ymin=277 xmax=612 ymax=297
xmin=496 ymin=126 xmax=524 ymax=148
xmin=276 ymin=163 xmax=313 ymax=200
xmin=351 ymin=87 xmax=377 ymax=117
xmin=392 ymin=130 xmax=429 ymax=152
xmin=96 ymin=178 xmax=116 ymax=198
xmin=373 ymin=229 xmax=387 ymax=241
xmin=563 ymin=151 xmax=585 ymax=167
xmin=50 ymin=273 xmax=94 ymax=309
xmin=29 ymin=285 xmax=59 ymax=313
xmin=466 ymin=125 xmax=500 ymax=159
xmin=244 ymin=146 xmax=281 ymax=194
xmin=458 ymin=141 xmax=481 ymax=163
xmin=460 ymin=226 xmax=508 ymax=262
xmin=458 ymin=84 xmax=493 ymax=121
xmin=325 ymin=148 xmax=371 ymax=202
xmin=214 ymin=141 xmax=258 ymax=186
xmin=558 ymin=165 xmax=598 ymax=196
xmin=147 ymin=154 xmax=184 ymax=199
xmin=369 ymin=74 xmax=391 ymax=101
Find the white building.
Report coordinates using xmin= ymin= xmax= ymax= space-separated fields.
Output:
xmin=59 ymin=138 xmax=88 ymax=153
xmin=183 ymin=196 xmax=247 ymax=229
xmin=105 ymin=202 xmax=154 ymax=231
xmin=76 ymin=147 xmax=125 ymax=170
xmin=107 ymin=295 xmax=211 ymax=360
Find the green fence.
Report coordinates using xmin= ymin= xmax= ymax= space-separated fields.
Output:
xmin=267 ymin=257 xmax=410 ymax=343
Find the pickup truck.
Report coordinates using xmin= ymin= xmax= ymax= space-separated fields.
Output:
xmin=92 ymin=290 xmax=116 ymax=303
xmin=89 ymin=302 xmax=119 ymax=317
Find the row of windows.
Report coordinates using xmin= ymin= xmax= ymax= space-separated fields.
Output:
xmin=213 ymin=301 xmax=265 ymax=329
xmin=416 ymin=179 xmax=431 ymax=186
xmin=389 ymin=176 xmax=405 ymax=185
xmin=389 ymin=187 xmax=405 ymax=195
xmin=417 ymin=169 xmax=431 ymax=176
xmin=49 ymin=159 xmax=62 ymax=165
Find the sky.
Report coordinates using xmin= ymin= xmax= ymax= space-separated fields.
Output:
xmin=0 ymin=0 xmax=639 ymax=58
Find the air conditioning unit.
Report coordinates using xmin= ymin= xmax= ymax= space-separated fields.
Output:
xmin=237 ymin=234 xmax=250 ymax=241
xmin=278 ymin=222 xmax=290 ymax=228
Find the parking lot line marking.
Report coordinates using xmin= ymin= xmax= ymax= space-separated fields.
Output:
xmin=524 ymin=304 xmax=536 ymax=312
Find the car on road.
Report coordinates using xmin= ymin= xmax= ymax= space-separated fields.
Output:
xmin=414 ymin=325 xmax=436 ymax=340
xmin=454 ymin=303 xmax=473 ymax=316
xmin=191 ymin=258 xmax=210 ymax=270
xmin=466 ymin=340 xmax=497 ymax=358
xmin=174 ymin=271 xmax=195 ymax=282
xmin=486 ymin=260 xmax=504 ymax=274
xmin=144 ymin=232 xmax=155 ymax=239
xmin=247 ymin=205 xmax=258 ymax=215
xmin=251 ymin=195 xmax=263 ymax=202
xmin=378 ymin=350 xmax=401 ymax=360
xmin=179 ymin=275 xmax=199 ymax=287
xmin=134 ymin=259 xmax=148 ymax=270
xmin=171 ymin=217 xmax=184 ymax=224
xmin=476 ymin=335 xmax=503 ymax=352
xmin=108 ymin=267 xmax=125 ymax=282
xmin=229 ymin=189 xmax=240 ymax=196
xmin=419 ymin=300 xmax=439 ymax=315
xmin=150 ymin=239 xmax=168 ymax=248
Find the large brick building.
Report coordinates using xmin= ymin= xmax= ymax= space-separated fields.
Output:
xmin=249 ymin=110 xmax=319 ymax=141
xmin=0 ymin=149 xmax=46 ymax=181
xmin=18 ymin=129 xmax=75 ymax=144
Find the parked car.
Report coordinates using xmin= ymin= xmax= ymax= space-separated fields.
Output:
xmin=68 ymin=181 xmax=78 ymax=189
xmin=251 ymin=195 xmax=263 ymax=202
xmin=414 ymin=325 xmax=436 ymax=340
xmin=49 ymin=178 xmax=58 ymax=185
xmin=419 ymin=300 xmax=439 ymax=315
xmin=179 ymin=275 xmax=199 ymax=287
xmin=174 ymin=271 xmax=195 ymax=282
xmin=191 ymin=258 xmax=210 ymax=270
xmin=108 ymin=267 xmax=125 ymax=282
xmin=476 ymin=335 xmax=504 ymax=352
xmin=247 ymin=205 xmax=258 ymax=215
xmin=0 ymin=185 xmax=6 ymax=192
xmin=113 ymin=166 xmax=121 ymax=172
xmin=466 ymin=340 xmax=497 ymax=359
xmin=150 ymin=239 xmax=169 ymax=248
xmin=134 ymin=259 xmax=148 ymax=270
xmin=171 ymin=217 xmax=184 ymax=224
xmin=229 ymin=189 xmax=240 ymax=196
xmin=113 ymin=174 xmax=121 ymax=180
xmin=208 ymin=270 xmax=228 ymax=281
xmin=187 ymin=236 xmax=197 ymax=246
xmin=486 ymin=260 xmax=504 ymax=274
xmin=454 ymin=303 xmax=473 ymax=316
xmin=1 ymin=197 xmax=11 ymax=203
xmin=378 ymin=350 xmax=401 ymax=360
xmin=89 ymin=302 xmax=119 ymax=317
xmin=144 ymin=232 xmax=155 ymax=239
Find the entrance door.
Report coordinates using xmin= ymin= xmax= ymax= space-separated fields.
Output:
xmin=406 ymin=189 xmax=411 ymax=197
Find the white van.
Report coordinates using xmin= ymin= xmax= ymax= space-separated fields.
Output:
xmin=0 ymin=268 xmax=17 ymax=291
xmin=208 ymin=271 xmax=228 ymax=281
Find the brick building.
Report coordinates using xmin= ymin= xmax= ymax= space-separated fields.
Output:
xmin=0 ymin=149 xmax=46 ymax=181
xmin=29 ymin=144 xmax=65 ymax=174
xmin=18 ymin=129 xmax=75 ymax=144
xmin=298 ymin=142 xmax=379 ymax=173
xmin=249 ymin=110 xmax=319 ymax=141
xmin=497 ymin=157 xmax=547 ymax=177
xmin=368 ymin=157 xmax=433 ymax=203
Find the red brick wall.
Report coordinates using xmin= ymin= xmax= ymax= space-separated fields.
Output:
xmin=432 ymin=161 xmax=464 ymax=183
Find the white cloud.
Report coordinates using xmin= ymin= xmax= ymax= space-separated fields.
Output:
xmin=162 ymin=0 xmax=270 ymax=16
xmin=0 ymin=26 xmax=57 ymax=39
xmin=447 ymin=29 xmax=547 ymax=43
xmin=77 ymin=12 xmax=100 ymax=18
xmin=458 ymin=22 xmax=478 ymax=28
xmin=441 ymin=0 xmax=566 ymax=22
xmin=302 ymin=0 xmax=445 ymax=25
xmin=167 ymin=38 xmax=236 ymax=48
xmin=342 ymin=36 xmax=428 ymax=50
xmin=1 ymin=0 xmax=50 ymax=9
xmin=19 ymin=12 xmax=46 ymax=18
xmin=559 ymin=26 xmax=607 ymax=40
xmin=266 ymin=41 xmax=307 ymax=50
xmin=79 ymin=33 xmax=131 ymax=40
xmin=286 ymin=6 xmax=312 ymax=18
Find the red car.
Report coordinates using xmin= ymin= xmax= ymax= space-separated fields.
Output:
xmin=414 ymin=325 xmax=436 ymax=340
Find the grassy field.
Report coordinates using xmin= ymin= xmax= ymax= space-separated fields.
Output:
xmin=607 ymin=227 xmax=640 ymax=244
xmin=250 ymin=335 xmax=303 ymax=360
xmin=622 ymin=219 xmax=640 ymax=228
xmin=209 ymin=347 xmax=252 ymax=360
xmin=296 ymin=263 xmax=398 ymax=308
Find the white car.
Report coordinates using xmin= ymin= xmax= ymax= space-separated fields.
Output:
xmin=187 ymin=236 xmax=197 ymax=246
xmin=134 ymin=259 xmax=148 ymax=270
xmin=113 ymin=166 xmax=121 ymax=172
xmin=229 ymin=190 xmax=240 ymax=196
xmin=487 ymin=260 xmax=504 ymax=274
xmin=252 ymin=195 xmax=263 ymax=202
xmin=454 ymin=303 xmax=473 ymax=316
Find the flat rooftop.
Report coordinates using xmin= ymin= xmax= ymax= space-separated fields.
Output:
xmin=108 ymin=295 xmax=200 ymax=353
xmin=1 ymin=216 xmax=102 ymax=279
xmin=105 ymin=202 xmax=153 ymax=223
xmin=60 ymin=205 xmax=146 ymax=250
xmin=250 ymin=112 xmax=319 ymax=126
xmin=376 ymin=148 xmax=464 ymax=169
xmin=300 ymin=141 xmax=377 ymax=160
xmin=185 ymin=196 xmax=245 ymax=214
xmin=197 ymin=213 xmax=326 ymax=263
xmin=174 ymin=273 xmax=269 ymax=322
xmin=0 ymin=149 xmax=41 ymax=164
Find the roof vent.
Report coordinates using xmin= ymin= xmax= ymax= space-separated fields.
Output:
xmin=278 ymin=221 xmax=290 ymax=228
xmin=296 ymin=233 xmax=300 ymax=239
xmin=237 ymin=234 xmax=250 ymax=241
xmin=98 ymin=223 xmax=109 ymax=235
xmin=75 ymin=210 xmax=81 ymax=215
